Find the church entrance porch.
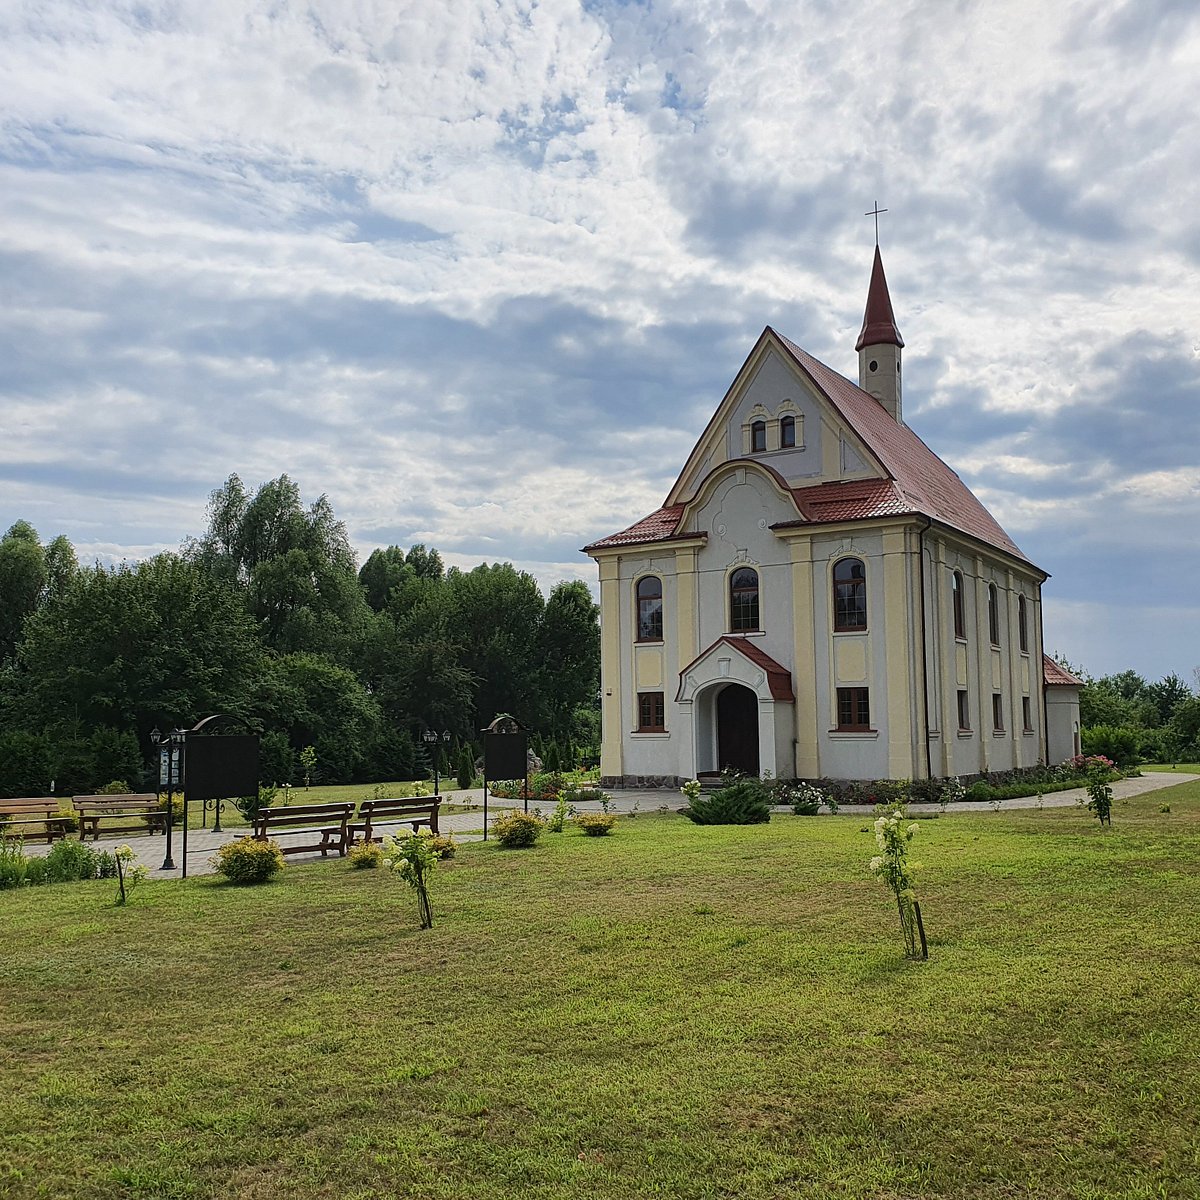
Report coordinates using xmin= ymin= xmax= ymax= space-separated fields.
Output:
xmin=676 ymin=636 xmax=796 ymax=782
xmin=716 ymin=684 xmax=759 ymax=775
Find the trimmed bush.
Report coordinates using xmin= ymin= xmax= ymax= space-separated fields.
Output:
xmin=683 ymin=780 xmax=771 ymax=825
xmin=424 ymin=833 xmax=457 ymax=859
xmin=574 ymin=812 xmax=616 ymax=837
xmin=213 ymin=836 xmax=284 ymax=884
xmin=347 ymin=840 xmax=384 ymax=869
xmin=491 ymin=811 xmax=545 ymax=848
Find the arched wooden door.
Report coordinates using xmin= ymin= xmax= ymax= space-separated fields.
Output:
xmin=717 ymin=684 xmax=759 ymax=776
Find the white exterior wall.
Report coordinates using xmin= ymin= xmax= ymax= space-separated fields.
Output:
xmin=1046 ymin=687 xmax=1081 ymax=765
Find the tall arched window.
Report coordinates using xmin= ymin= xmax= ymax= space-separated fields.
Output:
xmin=1018 ymin=594 xmax=1029 ymax=653
xmin=952 ymin=570 xmax=966 ymax=639
xmin=751 ymin=420 xmax=766 ymax=452
xmin=988 ymin=583 xmax=1000 ymax=646
xmin=833 ymin=557 xmax=867 ymax=631
xmin=730 ymin=567 xmax=760 ymax=631
xmin=780 ymin=415 xmax=796 ymax=448
xmin=636 ymin=575 xmax=663 ymax=642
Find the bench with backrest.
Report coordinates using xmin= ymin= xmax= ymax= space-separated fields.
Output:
xmin=0 ymin=797 xmax=72 ymax=844
xmin=73 ymin=795 xmax=163 ymax=841
xmin=252 ymin=802 xmax=353 ymax=857
xmin=349 ymin=797 xmax=441 ymax=846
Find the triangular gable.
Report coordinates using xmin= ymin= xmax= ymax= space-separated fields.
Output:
xmin=676 ymin=635 xmax=795 ymax=703
xmin=664 ymin=328 xmax=887 ymax=507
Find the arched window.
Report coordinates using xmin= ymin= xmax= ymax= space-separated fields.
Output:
xmin=1018 ymin=594 xmax=1029 ymax=653
xmin=751 ymin=420 xmax=766 ymax=453
xmin=833 ymin=557 xmax=867 ymax=631
xmin=636 ymin=575 xmax=663 ymax=642
xmin=780 ymin=415 xmax=796 ymax=448
xmin=988 ymin=583 xmax=1000 ymax=646
xmin=730 ymin=567 xmax=760 ymax=631
xmin=952 ymin=570 xmax=965 ymax=639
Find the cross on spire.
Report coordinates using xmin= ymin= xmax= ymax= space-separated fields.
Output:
xmin=865 ymin=200 xmax=888 ymax=245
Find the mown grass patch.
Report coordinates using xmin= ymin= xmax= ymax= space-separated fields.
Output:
xmin=2 ymin=781 xmax=1198 ymax=1198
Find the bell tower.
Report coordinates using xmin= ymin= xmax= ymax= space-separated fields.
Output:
xmin=855 ymin=243 xmax=904 ymax=423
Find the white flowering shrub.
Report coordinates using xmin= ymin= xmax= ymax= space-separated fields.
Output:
xmin=869 ymin=803 xmax=927 ymax=960
xmin=939 ymin=776 xmax=965 ymax=810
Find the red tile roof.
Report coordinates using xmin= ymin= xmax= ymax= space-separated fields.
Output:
xmin=1043 ymin=655 xmax=1084 ymax=686
xmin=855 ymin=245 xmax=904 ymax=351
xmin=676 ymin=636 xmax=795 ymax=702
xmin=584 ymin=327 xmax=1039 ymax=572
xmin=583 ymin=504 xmax=690 ymax=552
xmin=774 ymin=332 xmax=1033 ymax=566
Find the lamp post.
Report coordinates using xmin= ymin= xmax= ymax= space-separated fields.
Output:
xmin=149 ymin=726 xmax=185 ymax=872
xmin=421 ymin=728 xmax=452 ymax=797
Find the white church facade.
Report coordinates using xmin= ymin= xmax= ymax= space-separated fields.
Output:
xmin=585 ymin=247 xmax=1082 ymax=787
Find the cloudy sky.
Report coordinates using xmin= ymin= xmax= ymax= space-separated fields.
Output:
xmin=2 ymin=0 xmax=1198 ymax=682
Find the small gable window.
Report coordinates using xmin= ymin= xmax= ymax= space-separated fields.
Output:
xmin=750 ymin=420 xmax=767 ymax=453
xmin=1018 ymin=594 xmax=1029 ymax=653
xmin=780 ymin=415 xmax=796 ymax=448
xmin=833 ymin=557 xmax=867 ymax=632
xmin=730 ymin=567 xmax=760 ymax=632
xmin=636 ymin=576 xmax=663 ymax=643
xmin=988 ymin=583 xmax=1000 ymax=646
xmin=952 ymin=570 xmax=966 ymax=639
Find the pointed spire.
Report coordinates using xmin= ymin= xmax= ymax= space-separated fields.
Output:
xmin=855 ymin=245 xmax=904 ymax=351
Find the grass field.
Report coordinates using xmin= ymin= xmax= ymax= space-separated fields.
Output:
xmin=2 ymin=780 xmax=1198 ymax=1199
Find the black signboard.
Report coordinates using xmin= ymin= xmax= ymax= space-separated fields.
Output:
xmin=484 ymin=732 xmax=527 ymax=781
xmin=183 ymin=734 xmax=259 ymax=802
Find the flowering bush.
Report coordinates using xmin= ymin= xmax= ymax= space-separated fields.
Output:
xmin=774 ymin=781 xmax=830 ymax=816
xmin=869 ymin=803 xmax=927 ymax=960
xmin=113 ymin=844 xmax=147 ymax=905
xmin=680 ymin=779 xmax=702 ymax=805
xmin=939 ymin=776 xmax=966 ymax=810
xmin=383 ymin=831 xmax=438 ymax=928
xmin=1085 ymin=760 xmax=1114 ymax=826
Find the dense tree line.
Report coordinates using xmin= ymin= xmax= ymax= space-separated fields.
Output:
xmin=1058 ymin=658 xmax=1200 ymax=765
xmin=0 ymin=476 xmax=599 ymax=796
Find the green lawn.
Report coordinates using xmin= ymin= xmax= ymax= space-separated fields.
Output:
xmin=2 ymin=783 xmax=1198 ymax=1199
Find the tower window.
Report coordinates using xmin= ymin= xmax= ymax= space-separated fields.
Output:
xmin=832 ymin=557 xmax=867 ymax=631
xmin=780 ymin=415 xmax=796 ymax=448
xmin=1023 ymin=696 xmax=1033 ymax=731
xmin=1018 ymin=594 xmax=1029 ymax=653
xmin=868 ymin=360 xmax=878 ymax=372
xmin=636 ymin=575 xmax=663 ymax=642
xmin=988 ymin=583 xmax=1000 ymax=646
xmin=730 ymin=567 xmax=760 ymax=632
xmin=751 ymin=420 xmax=766 ymax=453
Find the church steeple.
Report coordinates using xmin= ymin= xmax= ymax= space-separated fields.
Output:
xmin=856 ymin=244 xmax=904 ymax=423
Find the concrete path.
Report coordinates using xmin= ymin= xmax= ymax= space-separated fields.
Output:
xmin=20 ymin=772 xmax=1195 ymax=879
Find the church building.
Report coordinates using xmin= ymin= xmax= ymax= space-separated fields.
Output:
xmin=584 ymin=246 xmax=1082 ymax=787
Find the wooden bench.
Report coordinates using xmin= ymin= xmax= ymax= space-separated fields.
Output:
xmin=349 ymin=797 xmax=441 ymax=845
xmin=73 ymin=794 xmax=163 ymax=841
xmin=252 ymin=802 xmax=353 ymax=857
xmin=0 ymin=797 xmax=71 ymax=844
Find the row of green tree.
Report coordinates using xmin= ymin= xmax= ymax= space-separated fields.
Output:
xmin=1065 ymin=660 xmax=1200 ymax=765
xmin=0 ymin=475 xmax=600 ymax=797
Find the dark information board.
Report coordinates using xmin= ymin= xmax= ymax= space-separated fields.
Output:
xmin=183 ymin=734 xmax=260 ymax=802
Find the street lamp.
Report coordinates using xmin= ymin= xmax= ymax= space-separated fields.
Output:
xmin=149 ymin=726 xmax=185 ymax=871
xmin=421 ymin=728 xmax=453 ymax=797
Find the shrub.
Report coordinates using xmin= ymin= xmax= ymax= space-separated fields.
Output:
xmin=544 ymin=795 xmax=572 ymax=833
xmin=95 ymin=850 xmax=118 ymax=879
xmin=97 ymin=780 xmax=133 ymax=795
xmin=43 ymin=838 xmax=98 ymax=883
xmin=382 ymin=831 xmax=438 ymax=928
xmin=1086 ymin=761 xmax=1114 ymax=826
xmin=869 ymin=803 xmax=927 ymax=960
xmin=491 ymin=810 xmax=545 ymax=848
xmin=424 ymin=832 xmax=457 ymax=859
xmin=773 ymin=781 xmax=826 ymax=815
xmin=0 ymin=837 xmax=32 ymax=889
xmin=1082 ymin=725 xmax=1140 ymax=767
xmin=213 ymin=836 xmax=285 ymax=884
xmin=456 ymin=746 xmax=475 ymax=790
xmin=347 ymin=839 xmax=384 ymax=869
xmin=683 ymin=780 xmax=771 ymax=825
xmin=575 ymin=812 xmax=616 ymax=837
xmin=53 ymin=804 xmax=79 ymax=834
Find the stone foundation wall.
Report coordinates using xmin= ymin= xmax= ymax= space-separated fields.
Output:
xmin=602 ymin=775 xmax=685 ymax=790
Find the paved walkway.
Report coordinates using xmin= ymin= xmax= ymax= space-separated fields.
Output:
xmin=21 ymin=772 xmax=1196 ymax=879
